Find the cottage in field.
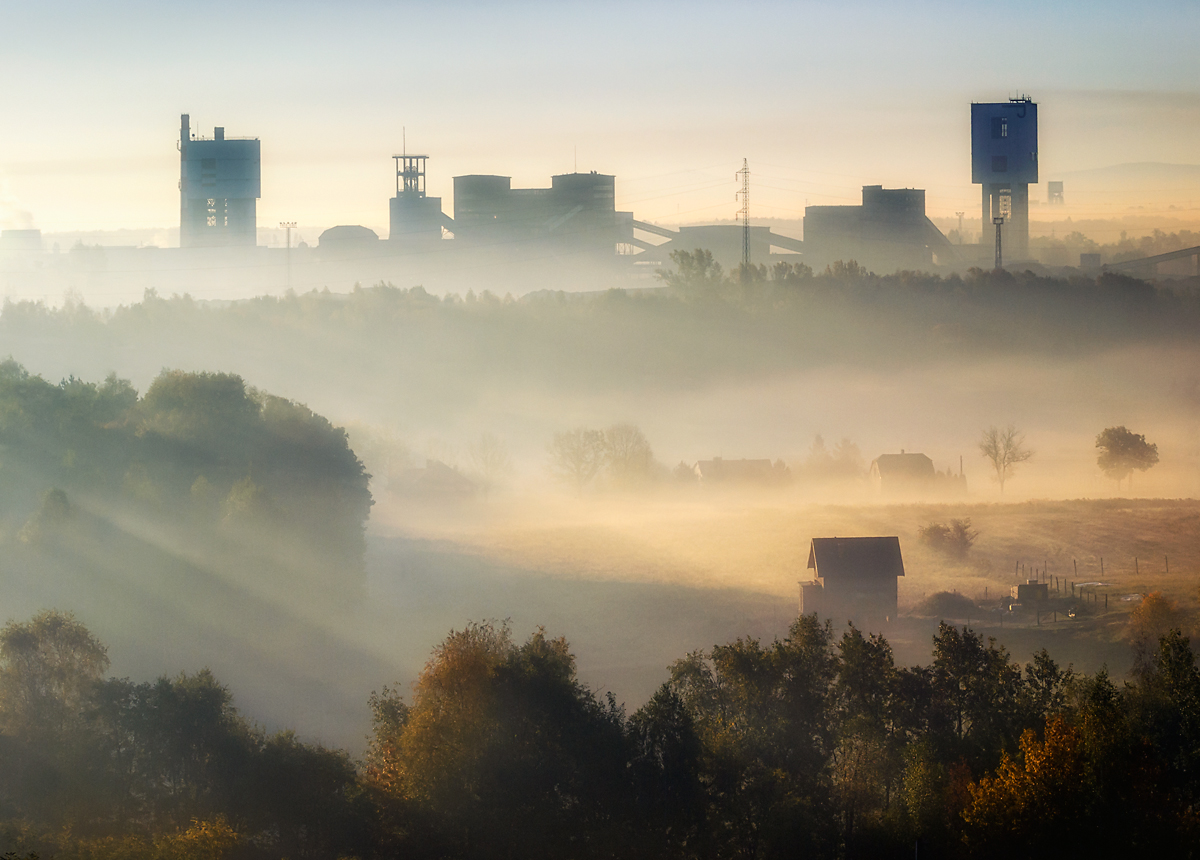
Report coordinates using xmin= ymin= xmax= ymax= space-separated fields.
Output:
xmin=869 ymin=450 xmax=966 ymax=497
xmin=693 ymin=457 xmax=791 ymax=485
xmin=800 ymin=536 xmax=905 ymax=623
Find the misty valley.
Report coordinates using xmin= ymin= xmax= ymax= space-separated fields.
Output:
xmin=0 ymin=261 xmax=1196 ymax=859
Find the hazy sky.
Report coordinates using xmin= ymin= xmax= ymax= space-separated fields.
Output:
xmin=2 ymin=0 xmax=1199 ymax=237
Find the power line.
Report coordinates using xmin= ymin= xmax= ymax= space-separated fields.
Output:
xmin=736 ymin=158 xmax=750 ymax=267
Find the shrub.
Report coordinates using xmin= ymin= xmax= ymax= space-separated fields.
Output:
xmin=918 ymin=518 xmax=978 ymax=560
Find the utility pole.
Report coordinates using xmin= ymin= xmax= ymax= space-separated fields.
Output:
xmin=955 ymin=211 xmax=965 ymax=244
xmin=993 ymin=215 xmax=1005 ymax=270
xmin=280 ymin=221 xmax=297 ymax=290
xmin=736 ymin=158 xmax=750 ymax=268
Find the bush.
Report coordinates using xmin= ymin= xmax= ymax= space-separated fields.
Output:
xmin=918 ymin=518 xmax=978 ymax=560
xmin=912 ymin=591 xmax=980 ymax=619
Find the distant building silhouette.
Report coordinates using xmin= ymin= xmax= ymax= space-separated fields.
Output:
xmin=0 ymin=229 xmax=42 ymax=252
xmin=692 ymin=457 xmax=790 ymax=485
xmin=803 ymin=186 xmax=955 ymax=273
xmin=389 ymin=154 xmax=448 ymax=243
xmin=179 ymin=115 xmax=260 ymax=248
xmin=318 ymin=225 xmax=380 ymax=259
xmin=972 ymin=97 xmax=1038 ymax=262
xmin=451 ymin=171 xmax=626 ymax=259
xmin=869 ymin=450 xmax=966 ymax=497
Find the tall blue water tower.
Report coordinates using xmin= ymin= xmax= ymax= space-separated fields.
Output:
xmin=972 ymin=97 xmax=1037 ymax=262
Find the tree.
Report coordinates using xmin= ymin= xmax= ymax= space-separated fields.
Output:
xmin=0 ymin=610 xmax=112 ymax=825
xmin=654 ymin=248 xmax=725 ymax=294
xmin=978 ymin=425 xmax=1032 ymax=493
xmin=930 ymin=623 xmax=1024 ymax=766
xmin=0 ymin=609 xmax=109 ymax=739
xmin=801 ymin=435 xmax=864 ymax=482
xmin=961 ymin=717 xmax=1086 ymax=856
xmin=366 ymin=622 xmax=634 ymax=860
xmin=1095 ymin=425 xmax=1158 ymax=490
xmin=1127 ymin=591 xmax=1185 ymax=671
xmin=603 ymin=423 xmax=654 ymax=486
xmin=734 ymin=261 xmax=767 ymax=284
xmin=548 ymin=427 xmax=607 ymax=491
xmin=770 ymin=260 xmax=814 ymax=283
xmin=467 ymin=432 xmax=513 ymax=498
xmin=666 ymin=615 xmax=839 ymax=858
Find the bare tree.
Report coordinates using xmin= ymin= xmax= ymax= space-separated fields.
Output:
xmin=468 ymin=433 xmax=513 ymax=498
xmin=548 ymin=428 xmax=608 ymax=492
xmin=603 ymin=423 xmax=654 ymax=485
xmin=979 ymin=425 xmax=1032 ymax=493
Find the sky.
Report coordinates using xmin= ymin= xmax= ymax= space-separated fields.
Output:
xmin=2 ymin=0 xmax=1199 ymax=240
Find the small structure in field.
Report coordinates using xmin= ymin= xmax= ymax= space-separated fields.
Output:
xmin=869 ymin=450 xmax=966 ymax=497
xmin=800 ymin=536 xmax=905 ymax=623
xmin=1011 ymin=579 xmax=1049 ymax=603
xmin=693 ymin=457 xmax=790 ymax=485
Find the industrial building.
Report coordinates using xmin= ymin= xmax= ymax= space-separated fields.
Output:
xmin=389 ymin=154 xmax=449 ymax=243
xmin=803 ymin=186 xmax=955 ymax=272
xmin=972 ymin=97 xmax=1038 ymax=262
xmin=179 ymin=115 xmax=260 ymax=248
xmin=449 ymin=171 xmax=627 ymax=259
xmin=123 ymin=100 xmax=1072 ymax=305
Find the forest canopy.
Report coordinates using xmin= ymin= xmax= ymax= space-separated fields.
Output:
xmin=4 ymin=609 xmax=1198 ymax=860
xmin=0 ymin=361 xmax=372 ymax=586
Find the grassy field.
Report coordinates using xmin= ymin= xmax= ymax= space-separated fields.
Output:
xmin=375 ymin=492 xmax=1200 ymax=676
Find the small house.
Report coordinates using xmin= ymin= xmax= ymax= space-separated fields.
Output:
xmin=869 ymin=450 xmax=966 ymax=497
xmin=693 ymin=457 xmax=790 ymax=485
xmin=800 ymin=536 xmax=905 ymax=623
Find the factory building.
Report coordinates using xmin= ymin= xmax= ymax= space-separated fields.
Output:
xmin=179 ymin=115 xmax=260 ymax=248
xmin=803 ymin=186 xmax=954 ymax=272
xmin=971 ymin=97 xmax=1037 ymax=262
xmin=451 ymin=171 xmax=625 ymax=257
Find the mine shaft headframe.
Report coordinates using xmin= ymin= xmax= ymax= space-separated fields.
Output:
xmin=393 ymin=154 xmax=429 ymax=197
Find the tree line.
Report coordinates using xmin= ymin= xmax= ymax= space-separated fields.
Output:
xmin=1 ymin=263 xmax=1196 ymax=422
xmin=6 ymin=608 xmax=1198 ymax=859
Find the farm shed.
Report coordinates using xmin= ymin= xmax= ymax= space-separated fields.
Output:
xmin=801 ymin=536 xmax=905 ymax=623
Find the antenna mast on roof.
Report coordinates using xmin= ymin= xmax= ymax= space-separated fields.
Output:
xmin=736 ymin=158 xmax=750 ymax=267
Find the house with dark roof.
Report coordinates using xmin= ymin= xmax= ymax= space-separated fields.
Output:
xmin=692 ymin=457 xmax=791 ymax=485
xmin=869 ymin=450 xmax=966 ymax=497
xmin=800 ymin=536 xmax=905 ymax=623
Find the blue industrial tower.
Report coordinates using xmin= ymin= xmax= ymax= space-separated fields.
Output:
xmin=971 ymin=97 xmax=1037 ymax=262
xmin=179 ymin=115 xmax=261 ymax=248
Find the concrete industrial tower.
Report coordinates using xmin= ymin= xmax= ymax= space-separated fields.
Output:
xmin=179 ymin=115 xmax=261 ymax=248
xmin=971 ymin=97 xmax=1037 ymax=262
